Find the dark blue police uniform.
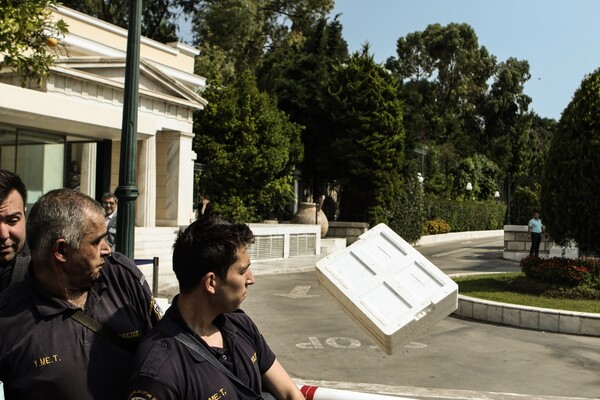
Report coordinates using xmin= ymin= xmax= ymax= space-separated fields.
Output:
xmin=127 ymin=297 xmax=276 ymax=400
xmin=0 ymin=252 xmax=160 ymax=400
xmin=0 ymin=243 xmax=31 ymax=293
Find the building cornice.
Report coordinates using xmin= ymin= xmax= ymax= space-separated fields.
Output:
xmin=56 ymin=6 xmax=180 ymax=56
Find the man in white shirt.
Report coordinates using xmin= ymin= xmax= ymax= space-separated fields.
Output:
xmin=102 ymin=192 xmax=118 ymax=251
xmin=527 ymin=211 xmax=544 ymax=257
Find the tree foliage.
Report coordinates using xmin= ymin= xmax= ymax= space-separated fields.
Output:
xmin=185 ymin=0 xmax=334 ymax=84
xmin=386 ymin=23 xmax=495 ymax=147
xmin=541 ymin=68 xmax=600 ymax=254
xmin=0 ymin=0 xmax=68 ymax=85
xmin=388 ymin=167 xmax=425 ymax=243
xmin=324 ymin=45 xmax=405 ymax=224
xmin=386 ymin=23 xmax=534 ymax=201
xmin=193 ymin=71 xmax=303 ymax=222
xmin=482 ymin=57 xmax=532 ymax=176
xmin=258 ymin=16 xmax=348 ymax=200
xmin=59 ymin=0 xmax=180 ymax=43
xmin=525 ymin=115 xmax=556 ymax=187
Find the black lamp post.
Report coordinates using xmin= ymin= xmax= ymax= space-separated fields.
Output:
xmin=115 ymin=0 xmax=142 ymax=258
xmin=506 ymin=173 xmax=512 ymax=225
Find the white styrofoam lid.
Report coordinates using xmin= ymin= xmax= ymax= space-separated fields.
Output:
xmin=316 ymin=223 xmax=457 ymax=335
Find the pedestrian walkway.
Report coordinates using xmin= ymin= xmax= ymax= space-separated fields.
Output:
xmin=251 ymin=254 xmax=324 ymax=276
xmin=148 ymin=233 xmax=599 ymax=339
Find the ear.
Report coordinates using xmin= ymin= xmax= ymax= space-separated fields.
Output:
xmin=203 ymin=272 xmax=217 ymax=295
xmin=53 ymin=239 xmax=68 ymax=263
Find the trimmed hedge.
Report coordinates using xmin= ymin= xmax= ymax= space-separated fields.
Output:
xmin=520 ymin=256 xmax=600 ymax=287
xmin=424 ymin=195 xmax=505 ymax=232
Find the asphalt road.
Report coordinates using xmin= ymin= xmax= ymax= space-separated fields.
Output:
xmin=166 ymin=236 xmax=600 ymax=400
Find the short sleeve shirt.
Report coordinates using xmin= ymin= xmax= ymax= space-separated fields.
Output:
xmin=528 ymin=218 xmax=543 ymax=233
xmin=127 ymin=298 xmax=276 ymax=400
xmin=0 ymin=252 xmax=160 ymax=400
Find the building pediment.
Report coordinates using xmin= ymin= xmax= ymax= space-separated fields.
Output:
xmin=52 ymin=57 xmax=207 ymax=109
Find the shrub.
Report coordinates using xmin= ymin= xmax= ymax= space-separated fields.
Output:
xmin=387 ymin=172 xmax=425 ymax=243
xmin=520 ymin=256 xmax=600 ymax=287
xmin=424 ymin=195 xmax=505 ymax=232
xmin=423 ymin=219 xmax=451 ymax=235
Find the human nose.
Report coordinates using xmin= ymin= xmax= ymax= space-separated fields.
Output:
xmin=100 ymin=238 xmax=111 ymax=255
xmin=246 ymin=268 xmax=255 ymax=286
xmin=0 ymin=224 xmax=8 ymax=240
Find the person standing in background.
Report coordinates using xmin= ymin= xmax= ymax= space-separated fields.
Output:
xmin=528 ymin=211 xmax=544 ymax=257
xmin=102 ymin=192 xmax=118 ymax=251
xmin=68 ymin=160 xmax=81 ymax=191
xmin=198 ymin=194 xmax=212 ymax=218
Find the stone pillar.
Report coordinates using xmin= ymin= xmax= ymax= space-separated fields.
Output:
xmin=156 ymin=130 xmax=195 ymax=226
xmin=136 ymin=135 xmax=156 ymax=227
xmin=502 ymin=225 xmax=578 ymax=261
xmin=80 ymin=142 xmax=96 ymax=196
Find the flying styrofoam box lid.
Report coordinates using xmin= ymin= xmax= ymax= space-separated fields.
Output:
xmin=315 ymin=223 xmax=458 ymax=354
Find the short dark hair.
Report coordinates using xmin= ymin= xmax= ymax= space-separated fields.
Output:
xmin=173 ymin=216 xmax=254 ymax=293
xmin=0 ymin=169 xmax=27 ymax=206
xmin=102 ymin=192 xmax=117 ymax=203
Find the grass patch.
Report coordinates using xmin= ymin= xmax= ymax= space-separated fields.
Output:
xmin=453 ymin=272 xmax=600 ymax=314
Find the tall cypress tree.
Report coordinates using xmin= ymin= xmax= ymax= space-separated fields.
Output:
xmin=541 ymin=68 xmax=600 ymax=254
xmin=324 ymin=45 xmax=405 ymax=224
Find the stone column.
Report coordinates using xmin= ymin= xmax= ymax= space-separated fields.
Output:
xmin=80 ymin=142 xmax=96 ymax=196
xmin=136 ymin=135 xmax=156 ymax=227
xmin=157 ymin=130 xmax=195 ymax=226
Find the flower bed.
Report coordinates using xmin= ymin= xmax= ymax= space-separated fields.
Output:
xmin=520 ymin=256 xmax=600 ymax=287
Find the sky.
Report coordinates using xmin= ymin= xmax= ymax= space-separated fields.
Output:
xmin=331 ymin=0 xmax=600 ymax=120
xmin=177 ymin=1 xmax=599 ymax=120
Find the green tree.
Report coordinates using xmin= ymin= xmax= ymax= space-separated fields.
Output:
xmin=386 ymin=23 xmax=496 ymax=148
xmin=0 ymin=0 xmax=68 ymax=85
xmin=482 ymin=58 xmax=532 ymax=177
xmin=258 ymin=16 xmax=348 ymax=200
xmin=526 ymin=114 xmax=556 ymax=187
xmin=386 ymin=23 xmax=533 ymax=202
xmin=541 ymin=68 xmax=600 ymax=254
xmin=510 ymin=185 xmax=540 ymax=225
xmin=193 ymin=71 xmax=303 ymax=222
xmin=453 ymin=154 xmax=501 ymax=201
xmin=324 ymin=45 xmax=405 ymax=224
xmin=186 ymin=0 xmax=334 ymax=84
xmin=59 ymin=0 xmax=179 ymax=43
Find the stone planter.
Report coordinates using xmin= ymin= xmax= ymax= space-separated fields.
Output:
xmin=291 ymin=202 xmax=328 ymax=237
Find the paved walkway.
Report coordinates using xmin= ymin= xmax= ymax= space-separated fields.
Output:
xmin=147 ymin=239 xmax=600 ymax=338
xmin=145 ymin=236 xmax=598 ymax=400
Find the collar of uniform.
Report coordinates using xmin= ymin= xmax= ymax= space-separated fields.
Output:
xmin=26 ymin=273 xmax=79 ymax=318
xmin=26 ymin=269 xmax=107 ymax=318
xmin=165 ymin=297 xmax=238 ymax=362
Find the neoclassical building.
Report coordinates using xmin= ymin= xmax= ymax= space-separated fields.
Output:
xmin=0 ymin=6 xmax=206 ymax=231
